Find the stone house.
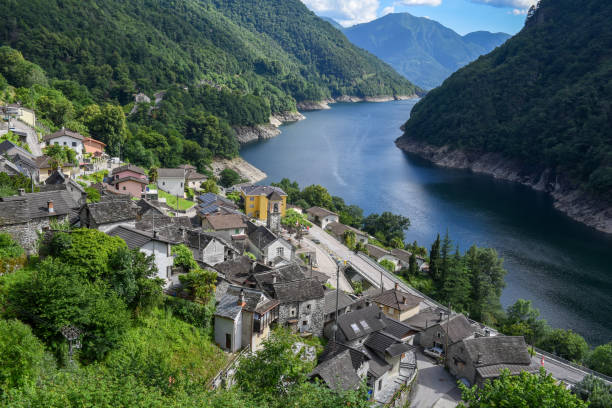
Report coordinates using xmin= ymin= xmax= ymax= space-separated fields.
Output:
xmin=43 ymin=127 xmax=86 ymax=157
xmin=365 ymin=244 xmax=400 ymax=270
xmin=214 ymin=286 xmax=279 ymax=352
xmin=447 ymin=336 xmax=539 ymax=387
xmin=246 ymin=221 xmax=293 ymax=265
xmin=157 ymin=168 xmax=185 ymax=197
xmin=370 ymin=285 xmax=423 ymax=321
xmin=416 ymin=313 xmax=480 ymax=354
xmin=182 ymin=165 xmax=207 ymax=190
xmin=107 ymin=225 xmax=179 ymax=288
xmin=0 ymin=189 xmax=79 ymax=253
xmin=110 ymin=164 xmax=149 ymax=198
xmin=79 ymin=197 xmax=139 ymax=232
xmin=306 ymin=206 xmax=339 ymax=229
xmin=202 ymin=213 xmax=247 ymax=242
xmin=390 ymin=248 xmax=426 ymax=271
xmin=273 ymin=278 xmax=325 ymax=335
xmin=324 ymin=289 xmax=357 ymax=323
xmin=0 ymin=156 xmax=22 ymax=176
xmin=326 ymin=222 xmax=369 ymax=245
xmin=41 ymin=170 xmax=87 ymax=206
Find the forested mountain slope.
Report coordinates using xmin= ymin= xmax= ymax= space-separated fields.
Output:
xmin=0 ymin=0 xmax=419 ymax=109
xmin=344 ymin=13 xmax=510 ymax=89
xmin=397 ymin=0 xmax=612 ymax=232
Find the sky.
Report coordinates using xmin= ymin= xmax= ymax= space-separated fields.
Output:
xmin=300 ymin=0 xmax=538 ymax=35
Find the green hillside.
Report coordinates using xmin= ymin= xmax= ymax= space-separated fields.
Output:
xmin=398 ymin=0 xmax=612 ymax=199
xmin=344 ymin=13 xmax=510 ymax=89
xmin=0 ymin=0 xmax=419 ymax=107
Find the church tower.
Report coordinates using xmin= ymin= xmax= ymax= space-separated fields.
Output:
xmin=267 ymin=190 xmax=282 ymax=233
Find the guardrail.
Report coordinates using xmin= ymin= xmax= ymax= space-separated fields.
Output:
xmin=534 ymin=347 xmax=612 ymax=384
xmin=207 ymin=345 xmax=251 ymax=390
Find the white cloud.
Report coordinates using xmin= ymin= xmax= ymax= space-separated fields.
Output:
xmin=469 ymin=0 xmax=537 ymax=9
xmin=399 ymin=0 xmax=442 ymax=5
xmin=511 ymin=8 xmax=527 ymax=14
xmin=381 ymin=5 xmax=395 ymax=15
xmin=301 ymin=0 xmax=381 ymax=26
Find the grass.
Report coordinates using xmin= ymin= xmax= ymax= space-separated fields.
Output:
xmin=149 ymin=184 xmax=195 ymax=210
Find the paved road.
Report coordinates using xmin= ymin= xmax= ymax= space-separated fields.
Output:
xmin=0 ymin=119 xmax=43 ymax=156
xmin=306 ymin=224 xmax=606 ymax=389
xmin=410 ymin=352 xmax=460 ymax=408
xmin=300 ymin=237 xmax=354 ymax=292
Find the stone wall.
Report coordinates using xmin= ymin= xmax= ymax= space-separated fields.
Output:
xmin=0 ymin=216 xmax=69 ymax=254
xmin=278 ymin=297 xmax=325 ymax=336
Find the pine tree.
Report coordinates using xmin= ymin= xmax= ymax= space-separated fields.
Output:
xmin=440 ymin=230 xmax=452 ymax=285
xmin=429 ymin=234 xmax=441 ymax=283
xmin=408 ymin=252 xmax=419 ymax=276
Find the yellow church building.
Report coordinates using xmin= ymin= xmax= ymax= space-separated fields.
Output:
xmin=240 ymin=185 xmax=287 ymax=222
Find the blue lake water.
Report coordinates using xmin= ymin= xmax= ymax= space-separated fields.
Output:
xmin=241 ymin=100 xmax=612 ymax=345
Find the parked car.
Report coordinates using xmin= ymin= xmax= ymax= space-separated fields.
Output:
xmin=311 ymin=238 xmax=321 ymax=244
xmin=423 ymin=346 xmax=444 ymax=360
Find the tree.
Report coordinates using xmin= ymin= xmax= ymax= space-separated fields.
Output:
xmin=339 ymin=204 xmax=363 ymax=228
xmin=501 ymin=299 xmax=548 ymax=346
xmin=171 ymin=244 xmax=198 ymax=271
xmin=389 ymin=237 xmax=404 ymax=249
xmin=281 ymin=209 xmax=312 ymax=234
xmin=429 ymin=234 xmax=441 ymax=281
xmin=200 ymin=178 xmax=220 ymax=194
xmin=379 ymin=259 xmax=396 ymax=272
xmin=271 ymin=179 xmax=300 ymax=204
xmin=0 ymin=233 xmax=26 ymax=274
xmin=43 ymin=144 xmax=77 ymax=167
xmin=343 ymin=230 xmax=356 ymax=249
xmin=572 ymin=375 xmax=612 ymax=408
xmin=439 ymin=230 xmax=452 ymax=284
xmin=219 ymin=168 xmax=241 ymax=188
xmin=300 ymin=185 xmax=332 ymax=208
xmin=362 ymin=212 xmax=410 ymax=245
xmin=458 ymin=369 xmax=587 ymax=408
xmin=226 ymin=191 xmax=241 ymax=204
xmin=0 ymin=319 xmax=45 ymax=391
xmin=538 ymin=329 xmax=589 ymax=363
xmin=464 ymin=245 xmax=506 ymax=324
xmin=586 ymin=343 xmax=612 ymax=376
xmin=84 ymin=104 xmax=128 ymax=157
xmin=408 ymin=252 xmax=419 ymax=276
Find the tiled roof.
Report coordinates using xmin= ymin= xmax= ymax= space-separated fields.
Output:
xmin=371 ymin=289 xmax=422 ymax=311
xmin=112 ymin=164 xmax=146 ymax=176
xmin=241 ymin=185 xmax=286 ymax=196
xmin=306 ymin=206 xmax=338 ymax=218
xmin=337 ymin=305 xmax=386 ymax=341
xmin=43 ymin=127 xmax=84 ymax=142
xmin=273 ymin=278 xmax=324 ymax=302
xmin=324 ymin=290 xmax=356 ymax=316
xmin=310 ymin=350 xmax=362 ymax=391
xmin=205 ymin=214 xmax=246 ymax=231
xmin=381 ymin=315 xmax=418 ymax=339
xmin=107 ymin=225 xmax=178 ymax=249
xmin=110 ymin=176 xmax=148 ymax=185
xmin=84 ymin=199 xmax=138 ymax=225
xmin=0 ymin=190 xmax=78 ymax=225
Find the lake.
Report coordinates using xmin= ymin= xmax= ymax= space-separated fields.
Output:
xmin=241 ymin=100 xmax=612 ymax=346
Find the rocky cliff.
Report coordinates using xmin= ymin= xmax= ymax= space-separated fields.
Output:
xmin=233 ymin=111 xmax=306 ymax=144
xmin=297 ymin=95 xmax=416 ymax=111
xmin=395 ymin=137 xmax=612 ymax=234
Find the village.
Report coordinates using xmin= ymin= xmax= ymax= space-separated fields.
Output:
xmin=0 ymin=104 xmax=608 ymax=407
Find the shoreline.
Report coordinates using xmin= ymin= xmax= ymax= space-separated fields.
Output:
xmin=395 ymin=136 xmax=612 ymax=234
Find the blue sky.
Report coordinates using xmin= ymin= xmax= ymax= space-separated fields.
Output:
xmin=300 ymin=0 xmax=538 ymax=35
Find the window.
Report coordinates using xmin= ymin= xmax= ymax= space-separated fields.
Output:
xmin=350 ymin=323 xmax=360 ymax=333
xmin=276 ymin=247 xmax=284 ymax=257
xmin=63 ymin=142 xmax=67 ymax=145
xmin=166 ymin=266 xmax=172 ymax=278
xmin=54 ymin=141 xmax=59 ymax=145
xmin=250 ymin=197 xmax=254 ymax=201
xmin=290 ymin=309 xmax=296 ymax=317
xmin=306 ymin=304 xmax=311 ymax=311
xmin=180 ymin=182 xmax=183 ymax=187
xmin=377 ymin=380 xmax=382 ymax=391
xmin=302 ymin=321 xmax=307 ymax=326
xmin=123 ymin=186 xmax=126 ymax=190
xmin=360 ymin=320 xmax=370 ymax=330
xmin=250 ymin=204 xmax=254 ymax=208
xmin=72 ymin=142 xmax=77 ymax=147
xmin=437 ymin=332 xmax=441 ymax=339
xmin=235 ymin=229 xmax=240 ymax=234
xmin=162 ymin=181 xmax=165 ymax=185
xmin=48 ymin=170 xmax=52 ymax=175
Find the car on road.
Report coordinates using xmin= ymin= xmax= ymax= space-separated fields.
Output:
xmin=311 ymin=238 xmax=320 ymax=244
xmin=423 ymin=346 xmax=444 ymax=360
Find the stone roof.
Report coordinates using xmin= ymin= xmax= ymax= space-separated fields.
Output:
xmin=241 ymin=185 xmax=286 ymax=197
xmin=186 ymin=171 xmax=206 ymax=181
xmin=215 ymin=286 xmax=279 ymax=320
xmin=253 ymin=263 xmax=306 ymax=288
xmin=324 ymin=290 xmax=356 ymax=316
xmin=107 ymin=225 xmax=178 ymax=249
xmin=214 ymin=256 xmax=271 ymax=285
xmin=112 ymin=164 xmax=146 ymax=176
xmin=0 ymin=140 xmax=34 ymax=159
xmin=439 ymin=314 xmax=477 ymax=344
xmin=0 ymin=157 xmax=21 ymax=175
xmin=34 ymin=155 xmax=65 ymax=169
xmin=135 ymin=215 xmax=193 ymax=231
xmin=205 ymin=214 xmax=246 ymax=231
xmin=273 ymin=278 xmax=324 ymax=302
xmin=364 ymin=331 xmax=413 ymax=357
xmin=365 ymin=244 xmax=391 ymax=260
xmin=0 ymin=190 xmax=79 ymax=225
xmin=476 ymin=361 xmax=541 ymax=379
xmin=178 ymin=164 xmax=197 ymax=171
xmin=135 ymin=199 xmax=165 ymax=217
xmin=84 ymin=199 xmax=139 ymax=225
xmin=267 ymin=190 xmax=283 ymax=201
xmin=247 ymin=222 xmax=279 ymax=250
xmin=42 ymin=127 xmax=84 ymax=142
xmin=381 ymin=315 xmax=418 ymax=339
xmin=370 ymin=288 xmax=423 ymax=311
xmin=391 ymin=248 xmax=425 ymax=263
xmin=402 ymin=307 xmax=446 ymax=330
xmin=337 ymin=305 xmax=387 ymax=342
xmin=310 ymin=350 xmax=362 ymax=391
xmin=157 ymin=168 xmax=185 ymax=178
xmin=326 ymin=222 xmax=368 ymax=238
xmin=318 ymin=341 xmax=369 ymax=372
xmin=306 ymin=206 xmax=338 ymax=218
xmin=110 ymin=176 xmax=148 ymax=185
xmin=463 ymin=336 xmax=532 ymax=368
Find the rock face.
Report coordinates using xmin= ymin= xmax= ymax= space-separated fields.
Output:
xmin=297 ymin=95 xmax=417 ymax=111
xmin=272 ymin=111 xmax=306 ymax=124
xmin=395 ymin=137 xmax=612 ymax=234
xmin=233 ymin=125 xmax=281 ymax=144
xmin=210 ymin=157 xmax=267 ymax=184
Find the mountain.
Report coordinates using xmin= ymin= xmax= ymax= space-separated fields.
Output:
xmin=0 ymin=0 xmax=419 ymax=109
xmin=320 ymin=16 xmax=344 ymax=31
xmin=397 ymin=0 xmax=612 ymax=232
xmin=344 ymin=13 xmax=510 ymax=89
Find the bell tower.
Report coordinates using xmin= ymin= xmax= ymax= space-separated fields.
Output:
xmin=267 ymin=190 xmax=282 ymax=233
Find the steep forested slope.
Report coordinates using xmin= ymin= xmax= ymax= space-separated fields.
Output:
xmin=344 ymin=13 xmax=510 ymax=89
xmin=398 ymin=0 xmax=612 ymax=203
xmin=0 ymin=0 xmax=419 ymax=108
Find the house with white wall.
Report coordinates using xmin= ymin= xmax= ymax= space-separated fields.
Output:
xmin=43 ymin=128 xmax=86 ymax=157
xmin=157 ymin=168 xmax=185 ymax=197
xmin=306 ymin=206 xmax=339 ymax=229
xmin=107 ymin=225 xmax=179 ymax=288
xmin=246 ymin=221 xmax=293 ymax=265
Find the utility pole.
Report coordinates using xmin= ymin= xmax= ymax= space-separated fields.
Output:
xmin=444 ymin=302 xmax=451 ymax=366
xmin=61 ymin=325 xmax=82 ymax=365
xmin=333 ymin=260 xmax=344 ymax=343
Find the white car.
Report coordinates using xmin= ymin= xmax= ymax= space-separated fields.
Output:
xmin=423 ymin=346 xmax=444 ymax=359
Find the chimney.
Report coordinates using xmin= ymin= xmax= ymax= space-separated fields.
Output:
xmin=439 ymin=311 xmax=444 ymax=322
xmin=251 ymin=261 xmax=256 ymax=272
xmin=47 ymin=200 xmax=54 ymax=213
xmin=18 ymin=188 xmax=25 ymax=196
xmin=476 ymin=353 xmax=483 ymax=364
xmin=403 ymin=296 xmax=408 ymax=305
xmin=394 ymin=282 xmax=399 ymax=291
xmin=153 ymin=230 xmax=158 ymax=238
xmin=237 ymin=289 xmax=246 ymax=307
xmin=484 ymin=329 xmax=491 ymax=337
xmin=272 ymin=275 xmax=277 ymax=284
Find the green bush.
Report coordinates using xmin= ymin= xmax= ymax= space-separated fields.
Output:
xmin=0 ymin=319 xmax=45 ymax=391
xmin=163 ymin=296 xmax=215 ymax=331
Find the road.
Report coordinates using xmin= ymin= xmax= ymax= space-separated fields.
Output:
xmin=0 ymin=119 xmax=43 ymax=156
xmin=410 ymin=352 xmax=461 ymax=408
xmin=305 ymin=224 xmax=607 ymax=390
